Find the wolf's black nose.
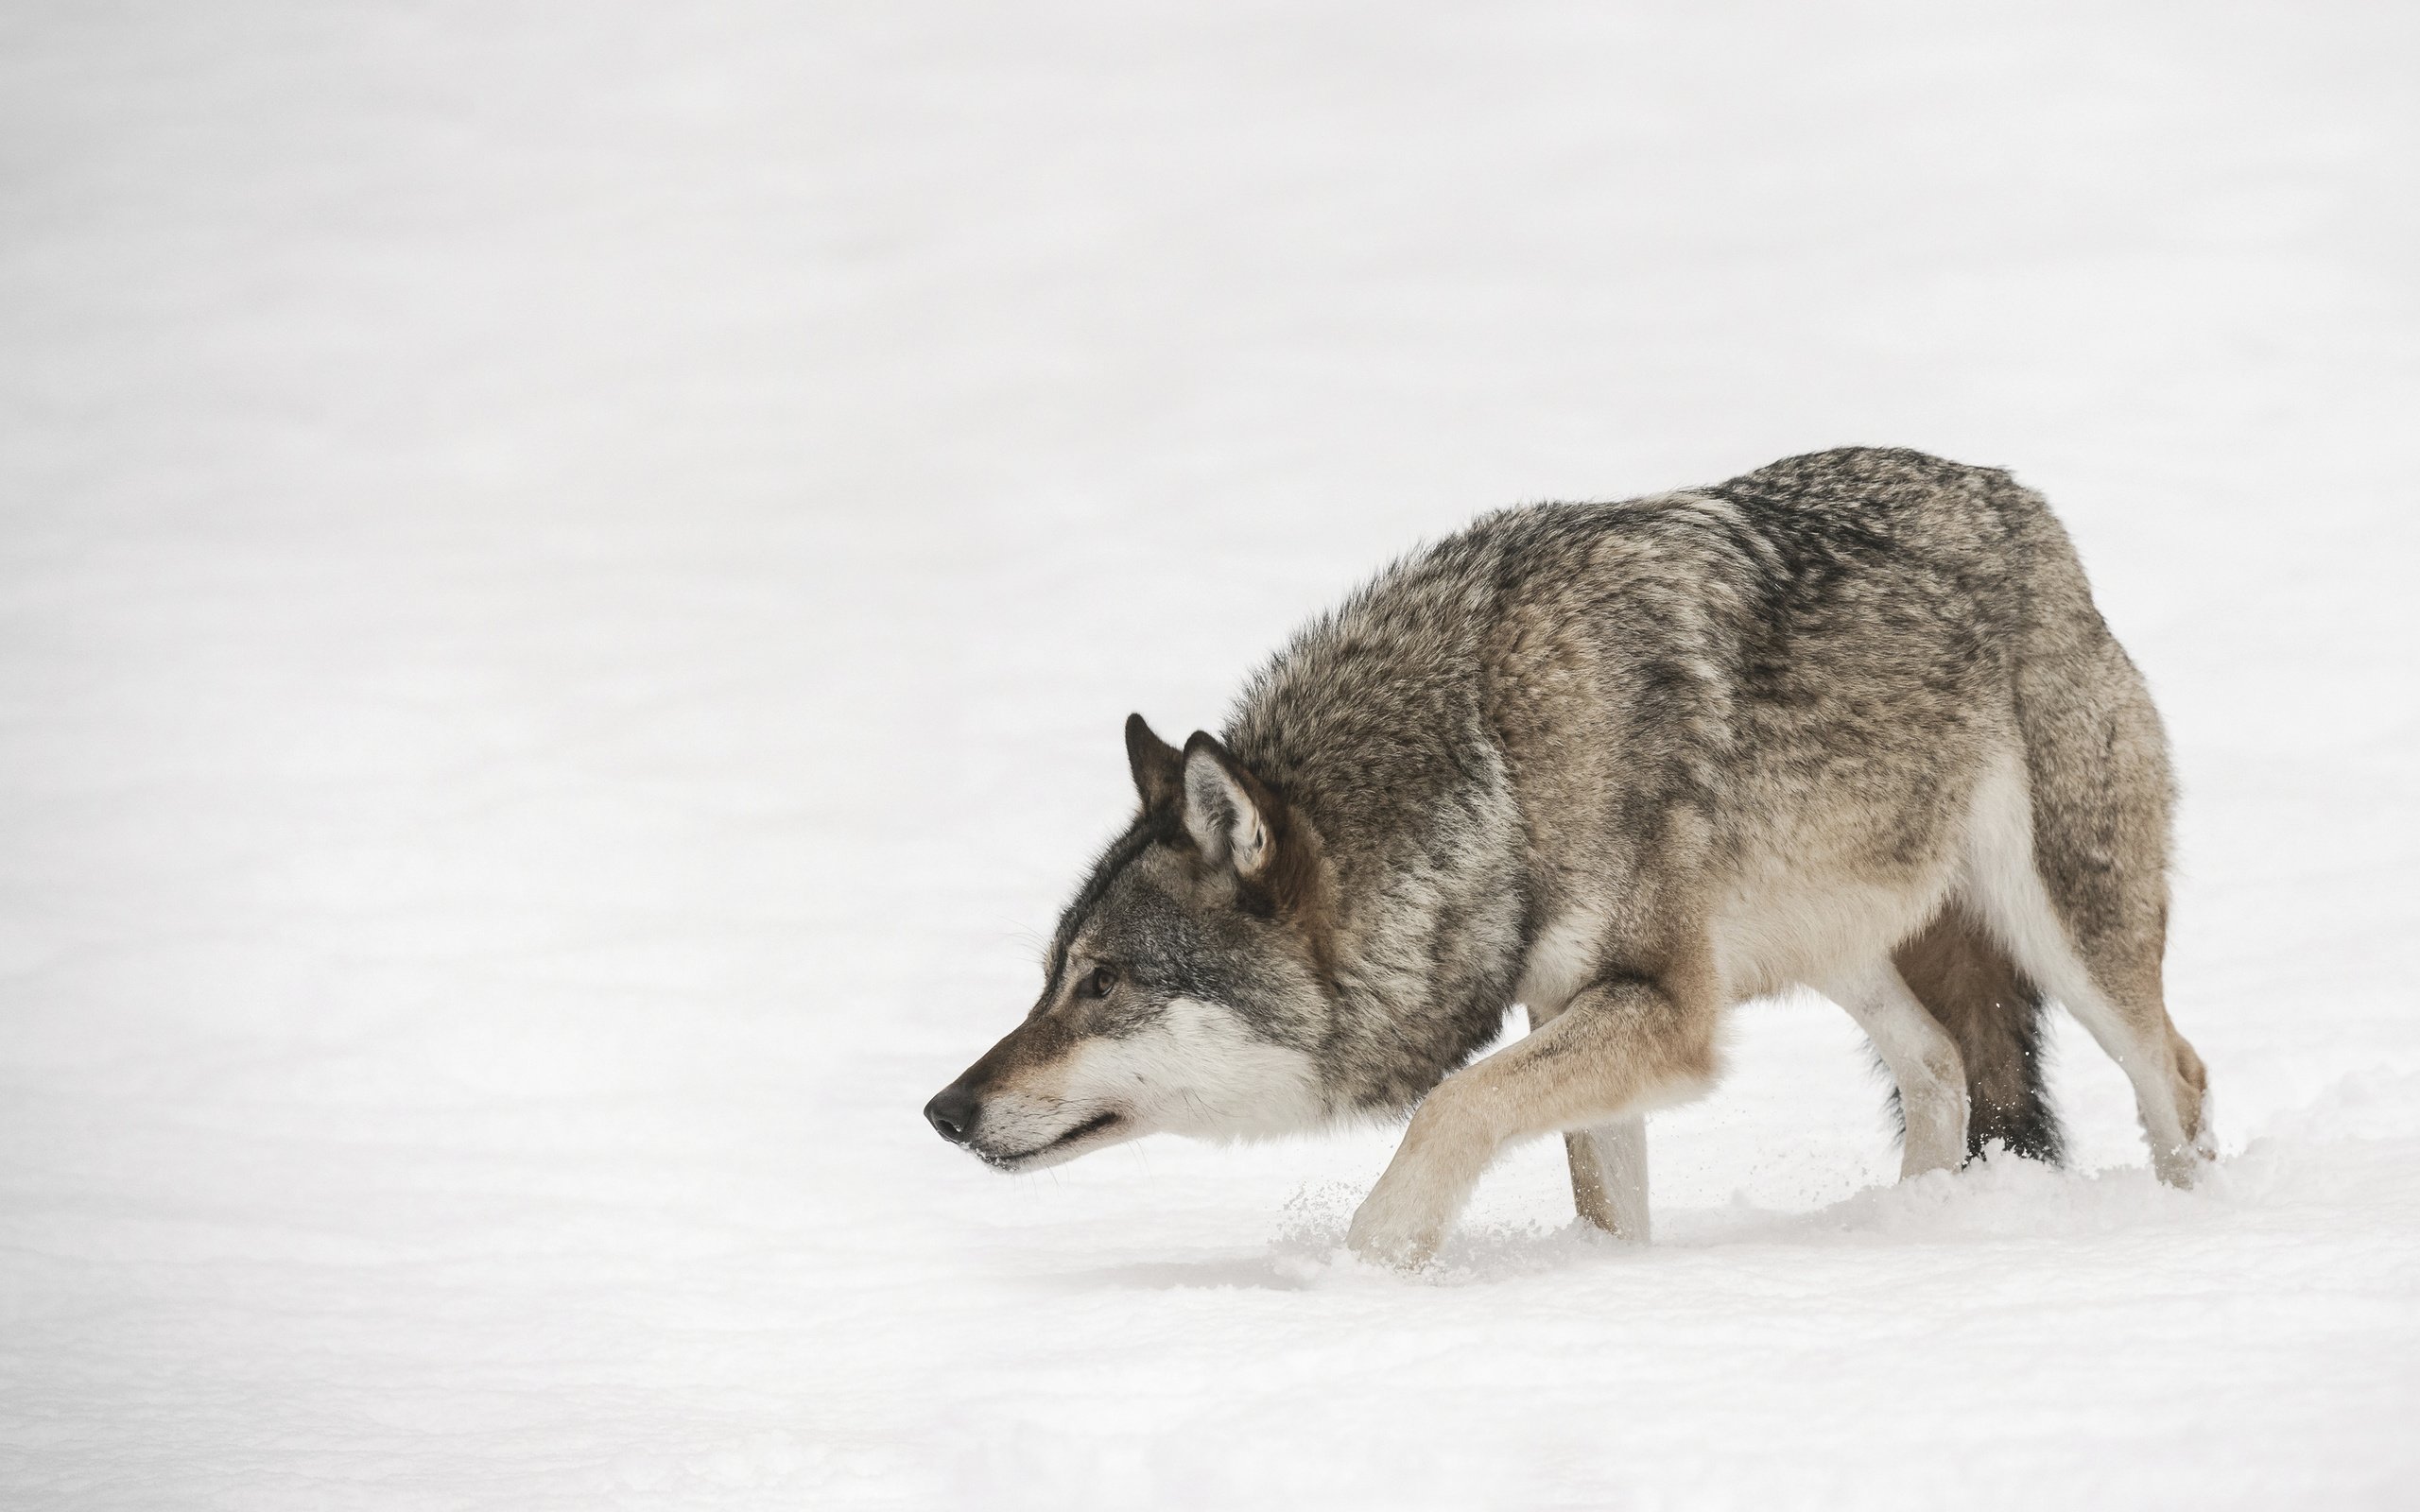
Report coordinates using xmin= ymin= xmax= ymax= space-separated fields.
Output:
xmin=925 ymin=1086 xmax=979 ymax=1144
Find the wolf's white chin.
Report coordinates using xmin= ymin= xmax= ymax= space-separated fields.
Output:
xmin=977 ymin=1109 xmax=1139 ymax=1172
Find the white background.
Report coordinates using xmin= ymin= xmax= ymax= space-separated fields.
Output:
xmin=4 ymin=4 xmax=2414 ymax=1506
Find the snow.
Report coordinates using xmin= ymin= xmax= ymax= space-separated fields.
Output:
xmin=4 ymin=3 xmax=2416 ymax=1506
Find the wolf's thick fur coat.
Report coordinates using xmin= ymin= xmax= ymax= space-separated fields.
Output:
xmin=927 ymin=447 xmax=2211 ymax=1265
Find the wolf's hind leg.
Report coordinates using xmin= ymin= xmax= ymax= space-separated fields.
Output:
xmin=2007 ymin=925 xmax=2208 ymax=1184
xmin=1967 ymin=747 xmax=2210 ymax=1184
xmin=1348 ymin=954 xmax=1718 ymax=1267
xmin=1824 ymin=960 xmax=1967 ymax=1179
xmin=1564 ymin=1119 xmax=1650 ymax=1244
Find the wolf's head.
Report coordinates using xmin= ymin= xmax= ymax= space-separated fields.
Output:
xmin=924 ymin=714 xmax=1337 ymax=1171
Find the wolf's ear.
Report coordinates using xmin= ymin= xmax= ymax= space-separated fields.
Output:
xmin=1180 ymin=731 xmax=1274 ymax=880
xmin=1125 ymin=713 xmax=1184 ymax=815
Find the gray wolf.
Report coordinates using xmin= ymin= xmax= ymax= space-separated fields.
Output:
xmin=924 ymin=447 xmax=2212 ymax=1266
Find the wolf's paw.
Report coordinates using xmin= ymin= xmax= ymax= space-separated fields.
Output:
xmin=1895 ymin=1140 xmax=1965 ymax=1183
xmin=2190 ymin=1090 xmax=2220 ymax=1161
xmin=2152 ymin=1141 xmax=2214 ymax=1189
xmin=1344 ymin=1189 xmax=1446 ymax=1271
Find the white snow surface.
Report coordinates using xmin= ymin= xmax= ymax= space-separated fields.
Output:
xmin=5 ymin=5 xmax=2417 ymax=1507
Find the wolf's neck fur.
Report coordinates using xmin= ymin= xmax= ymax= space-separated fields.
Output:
xmin=1221 ymin=535 xmax=1535 ymax=1114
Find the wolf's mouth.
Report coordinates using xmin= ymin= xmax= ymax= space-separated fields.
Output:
xmin=983 ymin=1110 xmax=1124 ymax=1169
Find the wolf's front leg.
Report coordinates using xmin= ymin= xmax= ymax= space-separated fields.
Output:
xmin=1566 ymin=1118 xmax=1650 ymax=1243
xmin=1346 ymin=964 xmax=1719 ymax=1268
xmin=1529 ymin=1001 xmax=1652 ymax=1244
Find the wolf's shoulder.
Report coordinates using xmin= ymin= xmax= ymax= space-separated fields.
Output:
xmin=1705 ymin=446 xmax=2045 ymax=531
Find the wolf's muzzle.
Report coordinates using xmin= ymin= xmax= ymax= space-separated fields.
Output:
xmin=924 ymin=1084 xmax=980 ymax=1145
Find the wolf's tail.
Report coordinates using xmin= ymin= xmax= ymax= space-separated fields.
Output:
xmin=1888 ymin=906 xmax=2065 ymax=1164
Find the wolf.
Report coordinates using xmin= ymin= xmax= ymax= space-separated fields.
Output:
xmin=924 ymin=448 xmax=2212 ymax=1266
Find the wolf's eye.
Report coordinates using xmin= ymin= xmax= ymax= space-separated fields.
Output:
xmin=1081 ymin=964 xmax=1119 ymax=999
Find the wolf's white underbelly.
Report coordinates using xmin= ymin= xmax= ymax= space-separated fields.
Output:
xmin=1709 ymin=868 xmax=1955 ymax=1004
xmin=1709 ymin=743 xmax=2037 ymax=1003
